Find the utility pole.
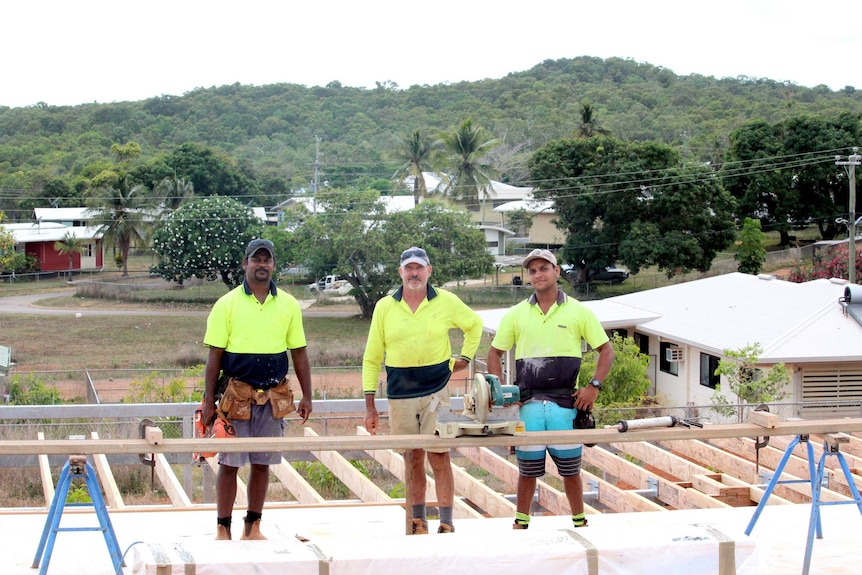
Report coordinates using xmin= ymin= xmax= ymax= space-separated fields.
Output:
xmin=312 ymin=136 xmax=322 ymax=214
xmin=836 ymin=148 xmax=861 ymax=284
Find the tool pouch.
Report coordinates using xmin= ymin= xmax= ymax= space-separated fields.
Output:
xmin=218 ymin=378 xmax=254 ymax=420
xmin=268 ymin=380 xmax=296 ymax=419
xmin=574 ymin=408 xmax=596 ymax=448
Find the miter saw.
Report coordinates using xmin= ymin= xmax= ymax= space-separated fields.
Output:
xmin=436 ymin=373 xmax=526 ymax=438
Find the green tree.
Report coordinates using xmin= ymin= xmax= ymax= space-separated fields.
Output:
xmin=0 ymin=210 xmax=17 ymax=273
xmin=437 ymin=118 xmax=499 ymax=217
xmin=711 ymin=343 xmax=791 ymax=421
xmin=53 ymin=232 xmax=83 ymax=279
xmin=390 ymin=129 xmax=438 ymax=206
xmin=578 ymin=333 xmax=651 ymax=406
xmin=154 ymin=176 xmax=195 ymax=213
xmin=384 ymin=200 xmax=493 ymax=285
xmin=505 ymin=208 xmax=534 ymax=237
xmin=530 ymin=137 xmax=737 ymax=279
xmin=293 ymin=188 xmax=392 ymax=318
xmin=150 ymin=196 xmax=264 ymax=287
xmin=7 ymin=374 xmax=62 ymax=405
xmin=292 ymin=190 xmax=492 ymax=318
xmin=575 ymin=102 xmax=610 ymax=138
xmin=723 ymin=113 xmax=860 ymax=245
xmin=735 ymin=217 xmax=767 ymax=274
xmin=85 ymin=142 xmax=157 ymax=276
xmin=159 ymin=143 xmax=261 ymax=201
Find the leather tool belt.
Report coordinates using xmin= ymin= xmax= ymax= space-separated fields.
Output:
xmin=218 ymin=376 xmax=295 ymax=420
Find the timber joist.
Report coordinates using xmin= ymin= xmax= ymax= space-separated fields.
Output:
xmin=8 ymin=418 xmax=862 ymax=516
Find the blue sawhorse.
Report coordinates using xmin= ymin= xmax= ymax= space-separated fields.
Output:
xmin=32 ymin=455 xmax=124 ymax=575
xmin=745 ymin=433 xmax=862 ymax=575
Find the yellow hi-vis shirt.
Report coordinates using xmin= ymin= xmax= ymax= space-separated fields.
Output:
xmin=204 ymin=279 xmax=307 ymax=388
xmin=491 ymin=289 xmax=608 ymax=408
xmin=362 ymin=285 xmax=482 ymax=398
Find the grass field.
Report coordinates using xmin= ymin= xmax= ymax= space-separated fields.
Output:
xmin=0 ymin=229 xmax=817 ymax=378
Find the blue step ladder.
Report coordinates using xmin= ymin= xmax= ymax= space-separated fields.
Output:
xmin=32 ymin=455 xmax=124 ymax=575
xmin=745 ymin=432 xmax=862 ymax=575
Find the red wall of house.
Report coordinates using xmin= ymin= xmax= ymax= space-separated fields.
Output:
xmin=26 ymin=242 xmax=71 ymax=272
xmin=25 ymin=241 xmax=103 ymax=272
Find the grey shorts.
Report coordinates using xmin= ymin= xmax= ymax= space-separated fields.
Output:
xmin=218 ymin=402 xmax=284 ymax=467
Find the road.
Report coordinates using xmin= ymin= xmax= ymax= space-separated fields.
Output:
xmin=0 ymin=289 xmax=358 ymax=317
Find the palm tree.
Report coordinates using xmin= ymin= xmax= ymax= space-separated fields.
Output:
xmin=438 ymin=119 xmax=499 ymax=220
xmin=154 ymin=176 xmax=195 ymax=214
xmin=575 ymin=102 xmax=611 ymax=138
xmin=390 ymin=130 xmax=437 ymax=206
xmin=53 ymin=232 xmax=83 ymax=280
xmin=86 ymin=173 xmax=156 ymax=277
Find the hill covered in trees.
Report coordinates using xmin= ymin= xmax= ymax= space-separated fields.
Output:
xmin=1 ymin=55 xmax=861 ymax=217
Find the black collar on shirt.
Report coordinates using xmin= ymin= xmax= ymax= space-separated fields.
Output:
xmin=392 ymin=284 xmax=438 ymax=302
xmin=528 ymin=288 xmax=567 ymax=306
xmin=242 ymin=279 xmax=278 ymax=297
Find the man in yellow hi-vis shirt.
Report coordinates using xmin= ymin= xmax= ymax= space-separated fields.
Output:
xmin=362 ymin=246 xmax=482 ymax=535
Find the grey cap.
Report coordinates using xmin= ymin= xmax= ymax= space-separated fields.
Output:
xmin=400 ymin=246 xmax=430 ymax=267
xmin=245 ymin=238 xmax=275 ymax=259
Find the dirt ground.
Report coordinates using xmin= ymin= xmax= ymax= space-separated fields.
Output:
xmin=72 ymin=370 xmax=364 ymax=403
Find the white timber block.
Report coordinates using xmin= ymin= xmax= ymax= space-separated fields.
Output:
xmin=131 ymin=537 xmax=324 ymax=575
xmin=321 ymin=523 xmax=757 ymax=575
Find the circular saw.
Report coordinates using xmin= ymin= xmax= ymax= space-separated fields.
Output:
xmin=437 ymin=373 xmax=524 ymax=438
xmin=469 ymin=372 xmax=492 ymax=423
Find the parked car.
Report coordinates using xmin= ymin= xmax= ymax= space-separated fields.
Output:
xmin=560 ymin=264 xmax=629 ymax=284
xmin=307 ymin=275 xmax=352 ymax=295
xmin=589 ymin=266 xmax=629 ymax=283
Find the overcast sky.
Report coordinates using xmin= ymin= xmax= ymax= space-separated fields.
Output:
xmin=3 ymin=0 xmax=858 ymax=109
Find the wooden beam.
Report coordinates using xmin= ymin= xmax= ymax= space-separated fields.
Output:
xmin=612 ymin=440 xmax=788 ymax=507
xmin=690 ymin=474 xmax=750 ymax=506
xmin=455 ymin=446 xmax=571 ymax=516
xmin=541 ymin=452 xmax=661 ymax=514
xmin=661 ymin=439 xmax=850 ymax=504
xmin=304 ymin=428 xmax=391 ymax=503
xmin=356 ymin=427 xmax=481 ymax=519
xmin=582 ymin=445 xmax=728 ymax=510
xmin=446 ymin=455 xmax=515 ymax=518
xmin=36 ymin=432 xmax=54 ymax=507
xmin=749 ymin=410 xmax=779 ymax=429
xmin=270 ymin=459 xmax=326 ymax=505
xmin=153 ymin=452 xmax=192 ymax=508
xmin=89 ymin=432 xmax=124 ymax=510
xmin=6 ymin=418 xmax=862 ymax=456
xmin=715 ymin=435 xmax=862 ymax=499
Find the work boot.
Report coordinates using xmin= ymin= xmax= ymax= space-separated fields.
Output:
xmin=411 ymin=518 xmax=429 ymax=535
xmin=437 ymin=523 xmax=454 ymax=533
xmin=512 ymin=521 xmax=529 ymax=530
xmin=240 ymin=519 xmax=267 ymax=540
xmin=215 ymin=525 xmax=231 ymax=540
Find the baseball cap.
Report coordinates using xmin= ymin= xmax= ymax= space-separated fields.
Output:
xmin=400 ymin=246 xmax=430 ymax=267
xmin=245 ymin=238 xmax=275 ymax=259
xmin=522 ymin=248 xmax=557 ymax=268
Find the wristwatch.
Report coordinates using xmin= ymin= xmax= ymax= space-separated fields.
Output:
xmin=588 ymin=378 xmax=602 ymax=391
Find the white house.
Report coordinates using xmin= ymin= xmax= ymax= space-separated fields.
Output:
xmin=478 ymin=273 xmax=862 ymax=417
xmin=493 ymin=198 xmax=566 ymax=248
xmin=3 ymin=222 xmax=104 ymax=272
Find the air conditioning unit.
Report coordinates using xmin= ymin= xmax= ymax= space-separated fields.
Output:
xmin=665 ymin=348 xmax=685 ymax=363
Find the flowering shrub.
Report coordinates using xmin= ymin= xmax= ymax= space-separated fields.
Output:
xmin=151 ymin=196 xmax=264 ymax=287
xmin=788 ymin=243 xmax=861 ymax=283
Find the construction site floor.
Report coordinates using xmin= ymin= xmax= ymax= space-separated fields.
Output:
xmin=5 ymin=501 xmax=862 ymax=575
